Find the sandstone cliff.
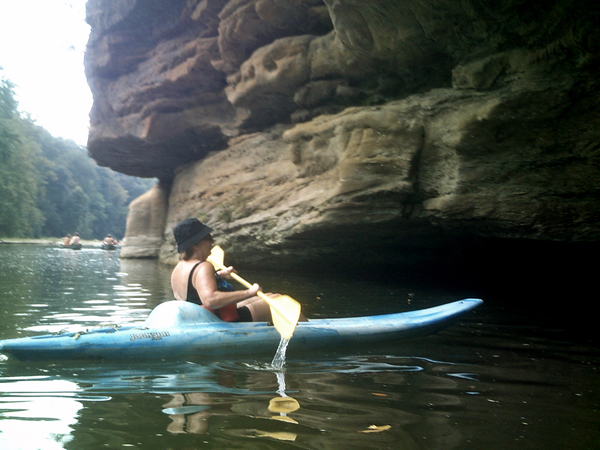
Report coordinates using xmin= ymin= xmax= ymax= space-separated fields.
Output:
xmin=85 ymin=0 xmax=600 ymax=288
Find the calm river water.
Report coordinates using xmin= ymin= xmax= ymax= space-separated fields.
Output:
xmin=0 ymin=244 xmax=597 ymax=450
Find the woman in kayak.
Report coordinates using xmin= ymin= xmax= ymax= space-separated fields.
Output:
xmin=170 ymin=218 xmax=272 ymax=322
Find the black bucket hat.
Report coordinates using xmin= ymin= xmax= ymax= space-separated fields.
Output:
xmin=173 ymin=218 xmax=214 ymax=253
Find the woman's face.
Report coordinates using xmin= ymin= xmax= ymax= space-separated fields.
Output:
xmin=196 ymin=235 xmax=214 ymax=256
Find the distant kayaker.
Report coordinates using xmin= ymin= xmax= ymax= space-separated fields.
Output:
xmin=62 ymin=233 xmax=72 ymax=245
xmin=71 ymin=233 xmax=81 ymax=245
xmin=170 ymin=218 xmax=273 ymax=323
xmin=103 ymin=234 xmax=118 ymax=245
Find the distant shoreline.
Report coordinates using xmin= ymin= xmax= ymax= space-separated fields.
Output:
xmin=0 ymin=238 xmax=102 ymax=246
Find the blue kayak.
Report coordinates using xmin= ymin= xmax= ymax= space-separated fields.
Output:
xmin=0 ymin=299 xmax=482 ymax=361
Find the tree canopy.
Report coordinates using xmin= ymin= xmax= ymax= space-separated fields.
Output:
xmin=0 ymin=73 xmax=154 ymax=240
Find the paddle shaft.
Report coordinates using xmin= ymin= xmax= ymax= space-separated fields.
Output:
xmin=229 ymin=272 xmax=273 ymax=304
xmin=216 ymin=263 xmax=272 ymax=304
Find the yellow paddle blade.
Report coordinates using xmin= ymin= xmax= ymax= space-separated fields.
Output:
xmin=207 ymin=246 xmax=225 ymax=270
xmin=261 ymin=294 xmax=301 ymax=340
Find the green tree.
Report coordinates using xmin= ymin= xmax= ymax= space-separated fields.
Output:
xmin=0 ymin=72 xmax=155 ymax=240
xmin=0 ymin=76 xmax=19 ymax=162
xmin=65 ymin=186 xmax=91 ymax=236
xmin=0 ymin=75 xmax=44 ymax=237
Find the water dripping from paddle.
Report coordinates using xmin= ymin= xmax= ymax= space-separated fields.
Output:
xmin=268 ymin=337 xmax=300 ymax=423
xmin=270 ymin=336 xmax=290 ymax=371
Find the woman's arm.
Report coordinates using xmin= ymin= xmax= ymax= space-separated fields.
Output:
xmin=193 ymin=261 xmax=259 ymax=309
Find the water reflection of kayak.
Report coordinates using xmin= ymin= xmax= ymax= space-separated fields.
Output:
xmin=101 ymin=243 xmax=120 ymax=250
xmin=59 ymin=243 xmax=82 ymax=250
xmin=0 ymin=299 xmax=483 ymax=361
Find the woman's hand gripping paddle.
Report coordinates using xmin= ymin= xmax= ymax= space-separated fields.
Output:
xmin=207 ymin=246 xmax=301 ymax=339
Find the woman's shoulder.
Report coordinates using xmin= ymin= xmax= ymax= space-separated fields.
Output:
xmin=195 ymin=259 xmax=215 ymax=273
xmin=174 ymin=259 xmax=212 ymax=273
xmin=173 ymin=260 xmax=195 ymax=275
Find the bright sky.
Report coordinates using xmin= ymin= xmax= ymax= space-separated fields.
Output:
xmin=0 ymin=0 xmax=92 ymax=145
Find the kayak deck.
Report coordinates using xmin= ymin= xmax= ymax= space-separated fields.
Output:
xmin=0 ymin=298 xmax=483 ymax=361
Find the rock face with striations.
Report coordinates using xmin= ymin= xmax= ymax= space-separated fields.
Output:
xmin=85 ymin=0 xmax=600 ymax=282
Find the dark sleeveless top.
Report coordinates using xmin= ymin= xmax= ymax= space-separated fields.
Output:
xmin=186 ymin=261 xmax=241 ymax=321
xmin=185 ymin=261 xmax=205 ymax=305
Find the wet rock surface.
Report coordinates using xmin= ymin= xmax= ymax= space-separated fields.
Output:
xmin=85 ymin=0 xmax=600 ymax=283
